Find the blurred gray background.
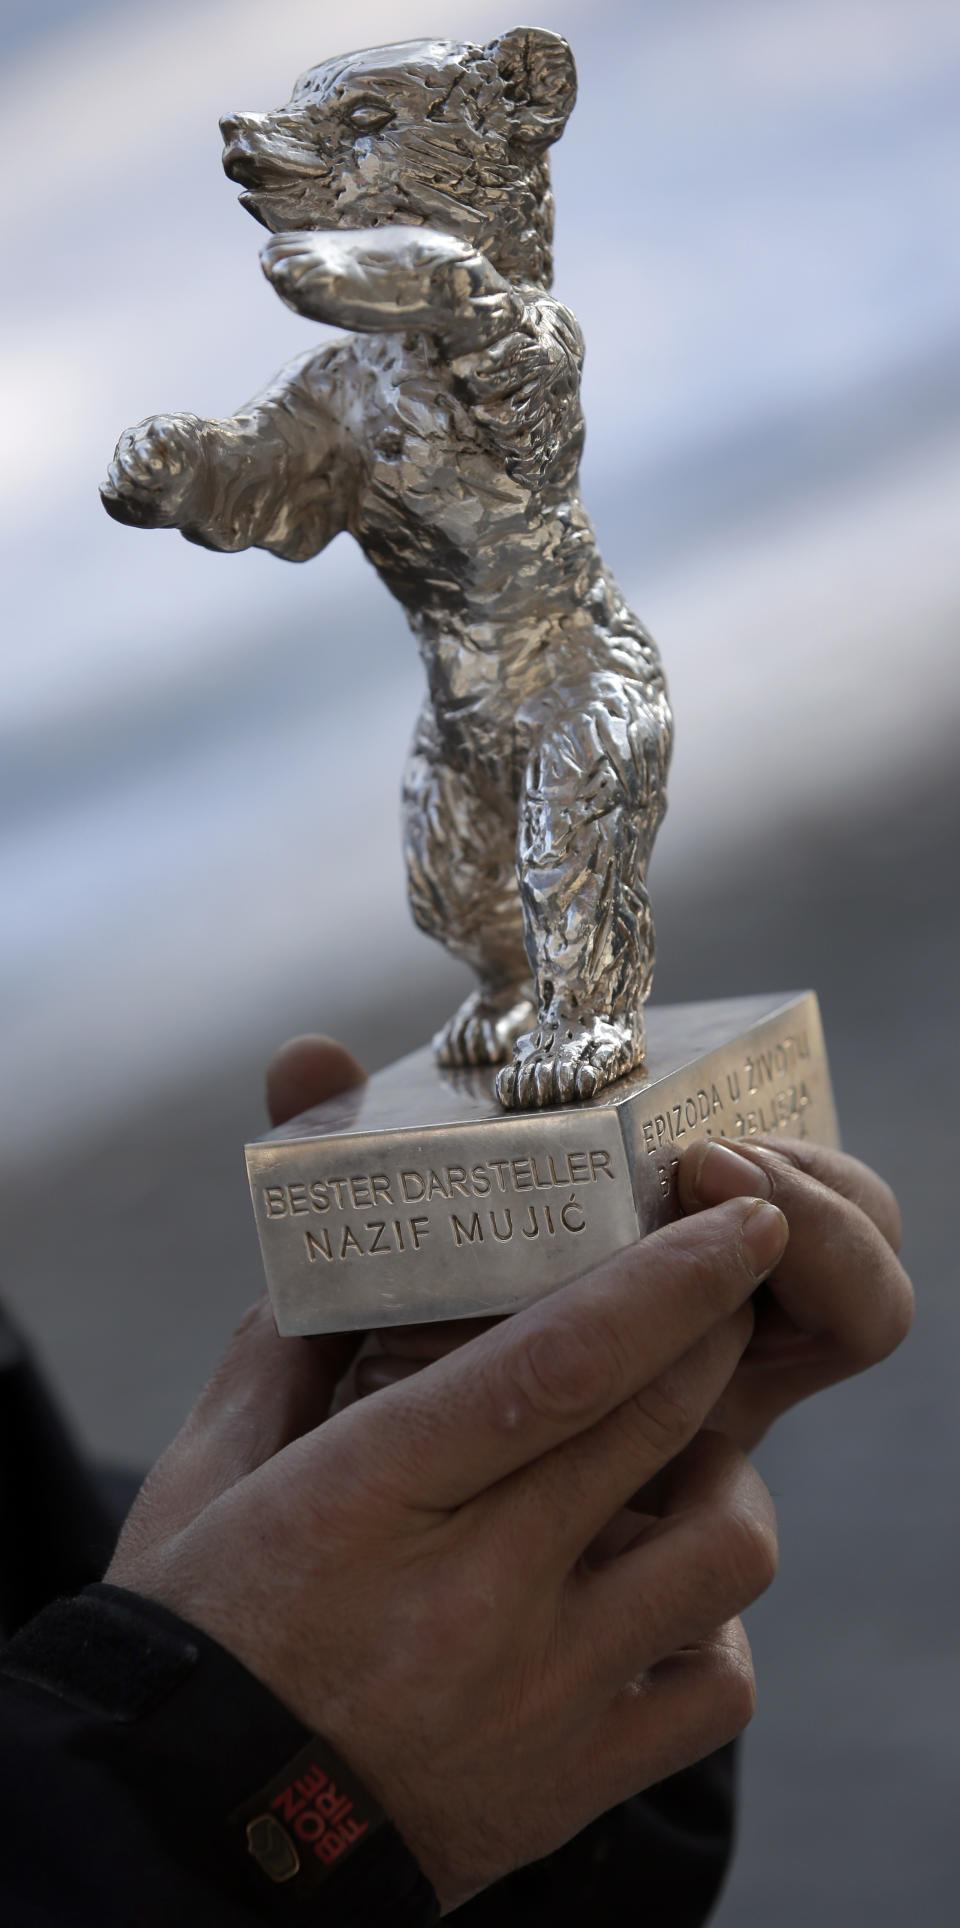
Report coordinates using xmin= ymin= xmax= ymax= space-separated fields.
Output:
xmin=1 ymin=0 xmax=958 ymax=1919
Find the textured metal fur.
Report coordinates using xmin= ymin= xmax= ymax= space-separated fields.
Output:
xmin=101 ymin=29 xmax=673 ymax=1108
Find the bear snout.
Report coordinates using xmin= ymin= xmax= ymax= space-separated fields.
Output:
xmin=220 ymin=113 xmax=265 ymax=185
xmin=220 ymin=111 xmax=328 ymax=195
xmin=219 ymin=110 xmax=268 ymax=143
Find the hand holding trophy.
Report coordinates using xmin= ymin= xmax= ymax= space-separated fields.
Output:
xmin=102 ymin=28 xmax=838 ymax=1333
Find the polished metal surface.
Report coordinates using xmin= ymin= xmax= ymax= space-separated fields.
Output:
xmin=100 ymin=29 xmax=672 ymax=1110
xmin=247 ymin=991 xmax=838 ymax=1334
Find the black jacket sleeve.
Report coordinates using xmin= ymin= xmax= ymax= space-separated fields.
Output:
xmin=0 ymin=1584 xmax=438 ymax=1926
xmin=0 ymin=1585 xmax=736 ymax=1927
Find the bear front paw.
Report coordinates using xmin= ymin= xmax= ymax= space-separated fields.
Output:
xmin=260 ymin=233 xmax=336 ymax=319
xmin=434 ymin=985 xmax=536 ymax=1069
xmin=100 ymin=413 xmax=205 ymax=529
xmin=496 ymin=1009 xmax=645 ymax=1109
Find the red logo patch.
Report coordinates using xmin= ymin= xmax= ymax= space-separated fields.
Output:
xmin=234 ymin=1738 xmax=384 ymax=1892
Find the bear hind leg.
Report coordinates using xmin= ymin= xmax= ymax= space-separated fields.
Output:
xmin=497 ymin=693 xmax=668 ymax=1108
xmin=403 ymin=726 xmax=534 ymax=1067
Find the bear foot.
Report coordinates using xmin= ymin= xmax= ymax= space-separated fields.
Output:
xmin=434 ymin=984 xmax=536 ymax=1069
xmin=495 ymin=1007 xmax=645 ymax=1109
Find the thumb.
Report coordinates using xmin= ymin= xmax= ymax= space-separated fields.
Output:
xmin=266 ymin=1033 xmax=367 ymax=1128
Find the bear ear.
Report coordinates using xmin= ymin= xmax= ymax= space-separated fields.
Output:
xmin=486 ymin=27 xmax=577 ymax=147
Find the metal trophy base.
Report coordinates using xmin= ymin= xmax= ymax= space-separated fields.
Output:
xmin=246 ymin=991 xmax=838 ymax=1336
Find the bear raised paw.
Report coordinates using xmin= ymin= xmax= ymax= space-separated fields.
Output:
xmin=101 ymin=28 xmax=673 ymax=1110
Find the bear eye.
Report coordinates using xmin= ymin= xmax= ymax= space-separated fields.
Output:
xmin=346 ymin=102 xmax=394 ymax=135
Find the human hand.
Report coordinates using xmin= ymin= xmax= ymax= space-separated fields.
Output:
xmin=100 ymin=412 xmax=208 ymax=528
xmin=264 ymin=1039 xmax=912 ymax=1458
xmin=670 ymin=1136 xmax=913 ymax=1449
xmin=107 ymin=1037 xmax=784 ymax=1910
xmin=355 ymin=1137 xmax=913 ymax=1454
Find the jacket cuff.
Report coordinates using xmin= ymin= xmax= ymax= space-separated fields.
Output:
xmin=1 ymin=1582 xmax=439 ymax=1925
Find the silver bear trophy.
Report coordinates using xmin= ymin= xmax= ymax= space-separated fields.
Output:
xmin=102 ymin=29 xmax=673 ymax=1110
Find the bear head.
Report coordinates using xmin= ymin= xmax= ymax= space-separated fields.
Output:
xmin=219 ymin=28 xmax=577 ymax=289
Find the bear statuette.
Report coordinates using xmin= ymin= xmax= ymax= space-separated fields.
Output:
xmin=101 ymin=27 xmax=672 ymax=1112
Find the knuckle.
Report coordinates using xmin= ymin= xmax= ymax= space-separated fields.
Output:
xmin=706 ymin=1638 xmax=758 ymax=1736
xmin=767 ymin=1139 xmax=904 ymax=1254
xmin=866 ymin=1254 xmax=915 ymax=1363
xmin=888 ymin=1263 xmax=916 ymax=1348
xmin=835 ymin=1217 xmax=915 ymax=1369
xmin=877 ymin=1183 xmax=903 ymax=1254
xmin=502 ymin=1311 xmax=624 ymax=1427
xmin=716 ymin=1501 xmax=780 ymax=1602
xmin=624 ymin=1375 xmax=697 ymax=1458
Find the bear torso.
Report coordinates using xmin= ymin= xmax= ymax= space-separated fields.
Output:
xmin=302 ymin=295 xmax=665 ymax=776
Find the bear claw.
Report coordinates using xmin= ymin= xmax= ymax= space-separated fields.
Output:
xmin=495 ymin=1012 xmax=644 ymax=1110
xmin=434 ymin=985 xmax=535 ymax=1069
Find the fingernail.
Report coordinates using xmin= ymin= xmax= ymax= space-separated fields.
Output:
xmin=739 ymin=1200 xmax=789 ymax=1278
xmin=694 ymin=1141 xmax=773 ymax=1204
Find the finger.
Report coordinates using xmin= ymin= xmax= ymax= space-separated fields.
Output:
xmin=266 ymin=1034 xmax=366 ymax=1127
xmin=678 ymin=1139 xmax=913 ymax=1368
xmin=123 ymin=1299 xmax=360 ymax=1541
xmin=590 ymin=1618 xmax=756 ymax=1805
xmin=563 ymin=1432 xmax=777 ymax=1690
xmin=681 ymin=1135 xmax=901 ymax=1248
xmin=488 ymin=1305 xmax=755 ymax=1575
xmin=327 ymin=1197 xmax=787 ymax=1510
